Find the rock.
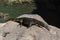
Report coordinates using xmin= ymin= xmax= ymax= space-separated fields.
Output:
xmin=0 ymin=23 xmax=6 ymax=28
xmin=0 ymin=14 xmax=60 ymax=40
xmin=17 ymin=25 xmax=60 ymax=40
xmin=48 ymin=25 xmax=60 ymax=40
xmin=0 ymin=34 xmax=4 ymax=40
xmin=18 ymin=25 xmax=51 ymax=40
xmin=0 ymin=21 xmax=20 ymax=34
xmin=0 ymin=21 xmax=27 ymax=40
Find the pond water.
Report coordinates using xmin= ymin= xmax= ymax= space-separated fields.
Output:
xmin=0 ymin=18 xmax=5 ymax=23
xmin=0 ymin=3 xmax=35 ymax=23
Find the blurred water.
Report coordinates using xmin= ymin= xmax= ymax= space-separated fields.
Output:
xmin=0 ymin=18 xmax=5 ymax=23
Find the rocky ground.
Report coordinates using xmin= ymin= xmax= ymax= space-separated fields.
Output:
xmin=0 ymin=14 xmax=60 ymax=40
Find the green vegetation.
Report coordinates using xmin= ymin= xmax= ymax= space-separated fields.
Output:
xmin=0 ymin=3 xmax=36 ymax=22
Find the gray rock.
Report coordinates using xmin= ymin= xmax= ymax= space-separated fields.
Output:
xmin=0 ymin=21 xmax=27 ymax=40
xmin=0 ymin=23 xmax=6 ymax=29
xmin=0 ymin=14 xmax=60 ymax=40
xmin=18 ymin=25 xmax=51 ymax=40
xmin=49 ymin=25 xmax=60 ymax=40
xmin=0 ymin=34 xmax=4 ymax=40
